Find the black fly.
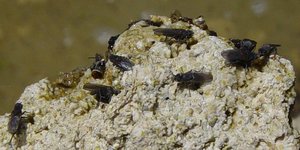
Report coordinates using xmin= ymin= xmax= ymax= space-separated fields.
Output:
xmin=174 ymin=70 xmax=213 ymax=90
xmin=153 ymin=28 xmax=194 ymax=41
xmin=227 ymin=39 xmax=281 ymax=70
xmin=109 ymin=54 xmax=134 ymax=71
xmin=108 ymin=34 xmax=120 ymax=51
xmin=222 ymin=38 xmax=258 ymax=68
xmin=89 ymin=53 xmax=106 ymax=79
xmin=83 ymin=83 xmax=120 ymax=104
xmin=154 ymin=28 xmax=196 ymax=50
xmin=221 ymin=49 xmax=257 ymax=68
xmin=239 ymin=39 xmax=257 ymax=51
xmin=7 ymin=103 xmax=24 ymax=146
xmin=252 ymin=44 xmax=281 ymax=70
xmin=258 ymin=44 xmax=280 ymax=57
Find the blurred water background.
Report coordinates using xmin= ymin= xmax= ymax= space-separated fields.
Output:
xmin=0 ymin=0 xmax=300 ymax=115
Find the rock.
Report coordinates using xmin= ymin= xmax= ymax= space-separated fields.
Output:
xmin=0 ymin=15 xmax=299 ymax=149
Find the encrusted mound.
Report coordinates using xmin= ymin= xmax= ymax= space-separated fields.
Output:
xmin=0 ymin=15 xmax=299 ymax=149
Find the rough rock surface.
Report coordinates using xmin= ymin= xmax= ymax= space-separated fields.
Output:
xmin=0 ymin=15 xmax=299 ymax=149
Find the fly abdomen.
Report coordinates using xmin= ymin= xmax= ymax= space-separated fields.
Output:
xmin=8 ymin=116 xmax=21 ymax=134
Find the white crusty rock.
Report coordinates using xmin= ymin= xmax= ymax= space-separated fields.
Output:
xmin=0 ymin=15 xmax=299 ymax=149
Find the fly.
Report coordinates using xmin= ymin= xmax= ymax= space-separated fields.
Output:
xmin=83 ymin=83 xmax=120 ymax=104
xmin=258 ymin=44 xmax=280 ymax=57
xmin=108 ymin=34 xmax=120 ymax=51
xmin=89 ymin=53 xmax=106 ymax=79
xmin=223 ymin=38 xmax=258 ymax=68
xmin=109 ymin=54 xmax=134 ymax=71
xmin=153 ymin=28 xmax=194 ymax=41
xmin=7 ymin=103 xmax=26 ymax=146
xmin=174 ymin=70 xmax=213 ymax=90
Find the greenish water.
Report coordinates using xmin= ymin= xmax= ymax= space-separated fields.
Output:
xmin=0 ymin=0 xmax=300 ymax=114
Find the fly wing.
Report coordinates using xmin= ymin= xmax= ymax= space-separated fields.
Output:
xmin=118 ymin=59 xmax=134 ymax=71
xmin=83 ymin=83 xmax=98 ymax=91
xmin=229 ymin=39 xmax=242 ymax=48
xmin=109 ymin=54 xmax=134 ymax=71
xmin=83 ymin=83 xmax=102 ymax=94
xmin=8 ymin=116 xmax=21 ymax=134
xmin=221 ymin=49 xmax=243 ymax=64
xmin=240 ymin=39 xmax=257 ymax=51
xmin=192 ymin=72 xmax=213 ymax=85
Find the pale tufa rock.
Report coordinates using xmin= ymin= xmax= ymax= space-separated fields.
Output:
xmin=0 ymin=15 xmax=299 ymax=150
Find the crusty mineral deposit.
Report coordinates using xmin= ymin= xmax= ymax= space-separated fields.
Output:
xmin=0 ymin=15 xmax=299 ymax=150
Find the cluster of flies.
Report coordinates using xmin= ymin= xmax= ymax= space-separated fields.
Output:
xmin=86 ymin=11 xmax=280 ymax=103
xmin=84 ymin=53 xmax=134 ymax=104
xmin=85 ymin=11 xmax=220 ymax=104
xmin=222 ymin=38 xmax=280 ymax=70
xmin=7 ymin=12 xmax=280 ymax=146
